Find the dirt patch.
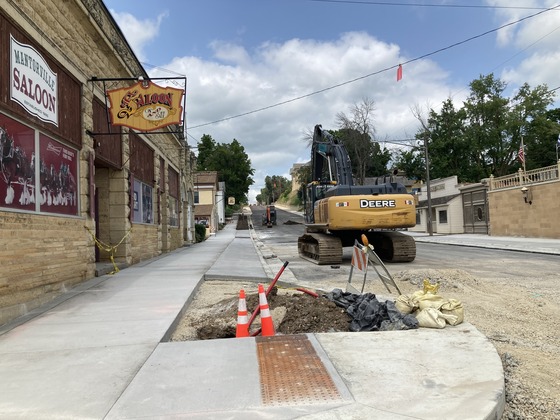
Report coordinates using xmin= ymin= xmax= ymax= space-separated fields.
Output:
xmin=236 ymin=215 xmax=250 ymax=230
xmin=170 ymin=283 xmax=351 ymax=340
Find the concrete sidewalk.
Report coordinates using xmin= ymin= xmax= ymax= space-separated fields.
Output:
xmin=406 ymin=231 xmax=560 ymax=255
xmin=0 ymin=218 xmax=506 ymax=419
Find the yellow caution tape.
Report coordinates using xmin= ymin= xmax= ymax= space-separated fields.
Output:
xmin=84 ymin=226 xmax=132 ymax=274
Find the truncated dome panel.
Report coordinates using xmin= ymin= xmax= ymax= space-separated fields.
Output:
xmin=256 ymin=334 xmax=343 ymax=406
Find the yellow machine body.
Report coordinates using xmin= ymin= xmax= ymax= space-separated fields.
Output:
xmin=313 ymin=194 xmax=416 ymax=231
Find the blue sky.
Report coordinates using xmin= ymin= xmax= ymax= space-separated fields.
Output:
xmin=102 ymin=0 xmax=560 ymax=203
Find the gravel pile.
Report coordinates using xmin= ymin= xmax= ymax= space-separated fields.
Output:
xmin=394 ymin=268 xmax=560 ymax=420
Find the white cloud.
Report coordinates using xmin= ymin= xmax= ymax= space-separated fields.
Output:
xmin=487 ymin=0 xmax=560 ymax=92
xmin=145 ymin=32 xmax=457 ymax=203
xmin=109 ymin=10 xmax=168 ymax=62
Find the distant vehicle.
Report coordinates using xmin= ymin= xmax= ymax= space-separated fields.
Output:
xmin=298 ymin=124 xmax=417 ymax=265
xmin=262 ymin=205 xmax=277 ymax=227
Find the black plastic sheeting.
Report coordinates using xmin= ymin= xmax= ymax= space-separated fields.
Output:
xmin=323 ymin=289 xmax=419 ymax=332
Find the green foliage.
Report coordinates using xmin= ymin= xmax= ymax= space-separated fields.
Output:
xmin=196 ymin=135 xmax=255 ymax=204
xmin=276 ymin=189 xmax=302 ymax=209
xmin=225 ymin=206 xmax=235 ymax=218
xmin=196 ymin=134 xmax=217 ymax=170
xmin=295 ymin=164 xmax=311 ymax=186
xmin=393 ymin=73 xmax=559 ymax=183
xmin=258 ymin=175 xmax=291 ymax=204
xmin=194 ymin=223 xmax=206 ymax=243
xmin=367 ymin=143 xmax=392 ymax=178
xmin=395 ymin=148 xmax=425 ymax=181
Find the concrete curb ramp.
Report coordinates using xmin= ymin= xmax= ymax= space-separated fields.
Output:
xmin=106 ymin=324 xmax=504 ymax=419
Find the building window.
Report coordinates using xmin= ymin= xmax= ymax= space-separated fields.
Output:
xmin=132 ymin=179 xmax=153 ymax=224
xmin=169 ymin=197 xmax=178 ymax=227
xmin=168 ymin=168 xmax=179 ymax=227
xmin=416 ymin=210 xmax=421 ymax=225
xmin=438 ymin=209 xmax=448 ymax=224
xmin=194 ymin=190 xmax=199 ymax=204
xmin=476 ymin=206 xmax=484 ymax=221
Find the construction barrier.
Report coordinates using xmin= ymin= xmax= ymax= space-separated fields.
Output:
xmin=236 ymin=289 xmax=250 ymax=338
xmin=258 ymin=284 xmax=275 ymax=336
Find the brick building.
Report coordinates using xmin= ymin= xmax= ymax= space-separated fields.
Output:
xmin=0 ymin=0 xmax=195 ymax=325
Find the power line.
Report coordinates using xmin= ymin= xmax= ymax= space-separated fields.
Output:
xmin=386 ymin=4 xmax=560 ymax=72
xmin=141 ymin=62 xmax=186 ymax=77
xmin=309 ymin=0 xmax=558 ymax=11
xmin=189 ymin=3 xmax=560 ymax=130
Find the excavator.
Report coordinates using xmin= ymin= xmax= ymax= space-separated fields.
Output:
xmin=298 ymin=124 xmax=417 ymax=265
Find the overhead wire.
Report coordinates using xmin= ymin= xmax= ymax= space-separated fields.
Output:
xmin=188 ymin=3 xmax=560 ymax=130
xmin=308 ymin=0 xmax=559 ymax=12
xmin=395 ymin=21 xmax=560 ymax=142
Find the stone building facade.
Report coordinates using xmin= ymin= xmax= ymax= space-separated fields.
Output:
xmin=0 ymin=0 xmax=195 ymax=325
xmin=488 ymin=164 xmax=560 ymax=238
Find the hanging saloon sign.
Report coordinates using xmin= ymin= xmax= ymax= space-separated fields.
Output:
xmin=106 ymin=80 xmax=184 ymax=131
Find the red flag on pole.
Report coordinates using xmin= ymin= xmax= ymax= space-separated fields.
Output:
xmin=397 ymin=64 xmax=403 ymax=82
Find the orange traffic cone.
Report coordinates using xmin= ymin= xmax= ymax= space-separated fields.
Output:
xmin=236 ymin=289 xmax=250 ymax=338
xmin=258 ymin=283 xmax=275 ymax=336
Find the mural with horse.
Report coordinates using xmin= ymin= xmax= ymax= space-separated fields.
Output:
xmin=0 ymin=126 xmax=35 ymax=208
xmin=0 ymin=122 xmax=78 ymax=215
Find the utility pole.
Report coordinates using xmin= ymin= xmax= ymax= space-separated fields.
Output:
xmin=423 ymin=133 xmax=433 ymax=236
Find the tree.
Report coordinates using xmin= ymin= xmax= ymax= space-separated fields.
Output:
xmin=542 ymin=108 xmax=560 ymax=164
xmin=509 ymin=83 xmax=558 ymax=170
xmin=462 ymin=74 xmax=511 ymax=179
xmin=395 ymin=74 xmax=558 ymax=183
xmin=394 ymin=148 xmax=425 ymax=181
xmin=258 ymin=175 xmax=290 ymax=204
xmin=367 ymin=141 xmax=393 ymax=177
xmin=294 ymin=164 xmax=311 ymax=203
xmin=424 ymin=99 xmax=470 ymax=180
xmin=196 ymin=134 xmax=217 ymax=171
xmin=196 ymin=136 xmax=254 ymax=205
xmin=336 ymin=98 xmax=377 ymax=184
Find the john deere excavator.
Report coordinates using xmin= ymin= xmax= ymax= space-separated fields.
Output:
xmin=298 ymin=124 xmax=417 ymax=265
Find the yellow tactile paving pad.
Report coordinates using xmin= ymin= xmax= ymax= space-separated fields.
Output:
xmin=256 ymin=334 xmax=343 ymax=406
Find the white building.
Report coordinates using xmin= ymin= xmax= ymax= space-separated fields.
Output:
xmin=411 ymin=175 xmax=466 ymax=234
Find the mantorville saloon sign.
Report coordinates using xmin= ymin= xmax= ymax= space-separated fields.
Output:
xmin=10 ymin=35 xmax=58 ymax=126
xmin=106 ymin=81 xmax=184 ymax=131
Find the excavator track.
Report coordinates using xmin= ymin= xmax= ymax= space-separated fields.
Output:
xmin=298 ymin=233 xmax=342 ymax=265
xmin=365 ymin=231 xmax=416 ymax=263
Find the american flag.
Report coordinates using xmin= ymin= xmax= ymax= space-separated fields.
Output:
xmin=518 ymin=141 xmax=525 ymax=163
